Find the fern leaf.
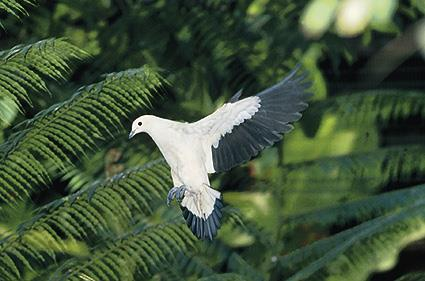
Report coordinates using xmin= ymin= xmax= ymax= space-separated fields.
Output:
xmin=276 ymin=203 xmax=425 ymax=281
xmin=0 ymin=161 xmax=171 ymax=281
xmin=284 ymin=183 xmax=425 ymax=229
xmin=50 ymin=224 xmax=195 ymax=281
xmin=172 ymin=253 xmax=216 ymax=278
xmin=305 ymin=90 xmax=425 ymax=128
xmin=159 ymin=211 xmax=263 ymax=280
xmin=228 ymin=253 xmax=264 ymax=281
xmin=395 ymin=272 xmax=425 ymax=281
xmin=0 ymin=66 xmax=164 ymax=206
xmin=0 ymin=38 xmax=89 ymax=122
xmin=0 ymin=0 xmax=34 ymax=19
xmin=279 ymin=145 xmax=425 ymax=214
xmin=197 ymin=273 xmax=248 ymax=281
xmin=61 ymin=135 xmax=161 ymax=192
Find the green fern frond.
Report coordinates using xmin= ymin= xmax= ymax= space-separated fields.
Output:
xmin=160 ymin=253 xmax=216 ymax=281
xmin=62 ymin=138 xmax=161 ymax=193
xmin=157 ymin=210 xmax=266 ymax=280
xmin=157 ymin=238 xmax=259 ymax=280
xmin=49 ymin=223 xmax=195 ymax=281
xmin=178 ymin=254 xmax=216 ymax=276
xmin=0 ymin=161 xmax=171 ymax=281
xmin=228 ymin=253 xmax=264 ymax=281
xmin=276 ymin=203 xmax=425 ymax=281
xmin=305 ymin=90 xmax=425 ymax=129
xmin=0 ymin=38 xmax=89 ymax=122
xmin=284 ymin=183 xmax=425 ymax=229
xmin=197 ymin=273 xmax=247 ymax=281
xmin=0 ymin=66 xmax=164 ymax=206
xmin=395 ymin=272 xmax=425 ymax=281
xmin=0 ymin=0 xmax=35 ymax=19
xmin=279 ymin=145 xmax=425 ymax=214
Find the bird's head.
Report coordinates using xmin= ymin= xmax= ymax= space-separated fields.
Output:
xmin=128 ymin=115 xmax=152 ymax=139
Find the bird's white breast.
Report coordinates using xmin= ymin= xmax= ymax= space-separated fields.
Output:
xmin=147 ymin=123 xmax=208 ymax=191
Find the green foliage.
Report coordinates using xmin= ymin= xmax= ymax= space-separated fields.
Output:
xmin=284 ymin=183 xmax=425 ymax=228
xmin=0 ymin=0 xmax=34 ymax=20
xmin=276 ymin=203 xmax=425 ymax=281
xmin=279 ymin=145 xmax=425 ymax=213
xmin=198 ymin=273 xmax=247 ymax=281
xmin=396 ymin=272 xmax=425 ymax=281
xmin=0 ymin=38 xmax=88 ymax=123
xmin=227 ymin=253 xmax=264 ymax=281
xmin=305 ymin=90 xmax=425 ymax=129
xmin=0 ymin=1 xmax=424 ymax=281
xmin=0 ymin=161 xmax=170 ymax=280
xmin=50 ymin=224 xmax=196 ymax=281
xmin=0 ymin=66 xmax=164 ymax=206
xmin=169 ymin=253 xmax=216 ymax=279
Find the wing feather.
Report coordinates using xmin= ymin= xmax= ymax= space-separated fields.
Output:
xmin=191 ymin=66 xmax=311 ymax=173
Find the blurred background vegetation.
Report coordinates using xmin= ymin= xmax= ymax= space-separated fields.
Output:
xmin=0 ymin=0 xmax=424 ymax=280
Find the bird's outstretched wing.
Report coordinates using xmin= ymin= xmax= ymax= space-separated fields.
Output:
xmin=192 ymin=66 xmax=311 ymax=173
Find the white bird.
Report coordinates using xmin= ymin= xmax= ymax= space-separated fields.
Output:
xmin=129 ymin=66 xmax=311 ymax=240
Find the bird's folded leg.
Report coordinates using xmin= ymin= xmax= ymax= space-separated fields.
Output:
xmin=167 ymin=185 xmax=186 ymax=206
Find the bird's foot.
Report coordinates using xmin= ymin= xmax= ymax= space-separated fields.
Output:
xmin=167 ymin=185 xmax=186 ymax=206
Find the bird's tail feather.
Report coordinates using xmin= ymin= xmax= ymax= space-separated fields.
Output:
xmin=180 ymin=186 xmax=222 ymax=240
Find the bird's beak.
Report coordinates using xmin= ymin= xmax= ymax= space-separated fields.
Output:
xmin=128 ymin=130 xmax=136 ymax=139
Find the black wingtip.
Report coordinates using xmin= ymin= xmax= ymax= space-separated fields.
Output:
xmin=229 ymin=88 xmax=243 ymax=103
xmin=181 ymin=197 xmax=224 ymax=240
xmin=281 ymin=63 xmax=302 ymax=84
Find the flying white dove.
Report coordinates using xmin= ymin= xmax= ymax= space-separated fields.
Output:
xmin=129 ymin=66 xmax=311 ymax=240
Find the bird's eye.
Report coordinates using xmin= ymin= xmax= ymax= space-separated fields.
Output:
xmin=138 ymin=122 xmax=142 ymax=126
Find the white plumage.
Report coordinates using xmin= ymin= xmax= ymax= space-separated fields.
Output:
xmin=129 ymin=66 xmax=311 ymax=240
xmin=190 ymin=96 xmax=261 ymax=172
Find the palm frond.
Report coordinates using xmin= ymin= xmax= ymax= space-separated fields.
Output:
xmin=0 ymin=65 xmax=164 ymax=206
xmin=0 ymin=38 xmax=89 ymax=122
xmin=0 ymin=160 xmax=171 ymax=281
xmin=276 ymin=203 xmax=425 ymax=281
xmin=49 ymin=223 xmax=196 ymax=281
